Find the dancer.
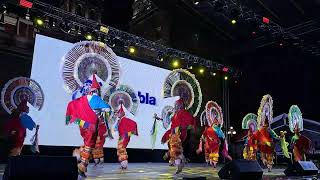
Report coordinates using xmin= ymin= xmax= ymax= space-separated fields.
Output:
xmin=196 ymin=115 xmax=220 ymax=167
xmin=115 ymin=104 xmax=138 ymax=169
xmin=156 ymin=98 xmax=196 ymax=174
xmin=66 ymin=74 xmax=111 ymax=177
xmin=1 ymin=77 xmax=44 ymax=157
xmin=288 ymin=105 xmax=312 ymax=162
xmin=197 ymin=101 xmax=232 ymax=168
xmin=255 ymin=94 xmax=287 ymax=172
xmin=241 ymin=113 xmax=258 ymax=161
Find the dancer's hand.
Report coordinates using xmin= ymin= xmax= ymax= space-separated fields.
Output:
xmin=196 ymin=148 xmax=202 ymax=154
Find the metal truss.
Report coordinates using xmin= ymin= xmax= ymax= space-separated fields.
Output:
xmin=30 ymin=0 xmax=239 ymax=74
xmin=206 ymin=0 xmax=320 ymax=56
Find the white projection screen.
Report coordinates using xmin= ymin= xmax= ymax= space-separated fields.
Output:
xmin=26 ymin=34 xmax=178 ymax=150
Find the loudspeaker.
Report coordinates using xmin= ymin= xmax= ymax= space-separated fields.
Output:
xmin=3 ymin=155 xmax=78 ymax=180
xmin=218 ymin=159 xmax=263 ymax=180
xmin=284 ymin=161 xmax=318 ymax=176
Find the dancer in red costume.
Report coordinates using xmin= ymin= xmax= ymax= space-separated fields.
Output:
xmin=66 ymin=74 xmax=111 ymax=177
xmin=3 ymin=101 xmax=37 ymax=156
xmin=288 ymin=105 xmax=312 ymax=162
xmin=115 ymin=104 xmax=138 ymax=169
xmin=255 ymin=94 xmax=287 ymax=172
xmin=156 ymin=98 xmax=196 ymax=174
xmin=1 ymin=77 xmax=44 ymax=157
xmin=242 ymin=113 xmax=258 ymax=161
xmin=197 ymin=101 xmax=232 ymax=168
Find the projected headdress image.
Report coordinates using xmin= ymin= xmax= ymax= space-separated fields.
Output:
xmin=257 ymin=94 xmax=273 ymax=128
xmin=103 ymin=84 xmax=138 ymax=118
xmin=205 ymin=101 xmax=223 ymax=126
xmin=162 ymin=69 xmax=202 ymax=117
xmin=1 ymin=77 xmax=44 ymax=114
xmin=288 ymin=105 xmax=303 ymax=133
xmin=242 ymin=113 xmax=258 ymax=132
xmin=61 ymin=41 xmax=120 ymax=93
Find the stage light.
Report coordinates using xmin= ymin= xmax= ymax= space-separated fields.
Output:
xmin=224 ymin=76 xmax=228 ymax=80
xmin=34 ymin=17 xmax=44 ymax=26
xmin=279 ymin=43 xmax=283 ymax=47
xmin=129 ymin=46 xmax=136 ymax=54
xmin=85 ymin=33 xmax=93 ymax=40
xmin=160 ymin=57 xmax=164 ymax=61
xmin=213 ymin=72 xmax=216 ymax=76
xmin=231 ymin=19 xmax=237 ymax=24
xmin=199 ymin=68 xmax=205 ymax=74
xmin=188 ymin=66 xmax=193 ymax=70
xmin=20 ymin=0 xmax=33 ymax=8
xmin=222 ymin=67 xmax=229 ymax=72
xmin=172 ymin=60 xmax=179 ymax=68
xmin=263 ymin=17 xmax=270 ymax=24
xmin=194 ymin=1 xmax=199 ymax=5
xmin=100 ymin=26 xmax=109 ymax=34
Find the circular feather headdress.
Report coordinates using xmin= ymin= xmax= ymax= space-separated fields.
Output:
xmin=103 ymin=84 xmax=138 ymax=116
xmin=205 ymin=101 xmax=223 ymax=127
xmin=288 ymin=105 xmax=303 ymax=133
xmin=257 ymin=94 xmax=273 ymax=128
xmin=61 ymin=41 xmax=120 ymax=93
xmin=162 ymin=69 xmax=202 ymax=117
xmin=1 ymin=77 xmax=44 ymax=114
xmin=242 ymin=113 xmax=258 ymax=132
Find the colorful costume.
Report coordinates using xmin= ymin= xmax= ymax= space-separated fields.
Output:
xmin=197 ymin=101 xmax=232 ymax=167
xmin=66 ymin=74 xmax=111 ymax=176
xmin=115 ymin=104 xmax=138 ymax=169
xmin=255 ymin=94 xmax=287 ymax=172
xmin=158 ymin=69 xmax=202 ymax=172
xmin=288 ymin=105 xmax=312 ymax=162
xmin=158 ymin=98 xmax=196 ymax=173
xmin=1 ymin=77 xmax=44 ymax=157
xmin=242 ymin=113 xmax=258 ymax=160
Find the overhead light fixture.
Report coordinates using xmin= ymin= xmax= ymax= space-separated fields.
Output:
xmin=129 ymin=46 xmax=136 ymax=54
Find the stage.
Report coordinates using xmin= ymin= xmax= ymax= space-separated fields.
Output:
xmin=1 ymin=163 xmax=319 ymax=180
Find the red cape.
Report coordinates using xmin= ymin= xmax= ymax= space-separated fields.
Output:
xmin=66 ymin=96 xmax=97 ymax=125
xmin=118 ymin=117 xmax=138 ymax=138
xmin=161 ymin=109 xmax=195 ymax=144
xmin=254 ymin=128 xmax=273 ymax=154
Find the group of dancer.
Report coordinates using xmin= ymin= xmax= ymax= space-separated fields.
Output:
xmin=242 ymin=94 xmax=312 ymax=172
xmin=0 ymin=41 xmax=313 ymax=178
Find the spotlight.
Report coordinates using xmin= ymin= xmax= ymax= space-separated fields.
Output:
xmin=34 ymin=17 xmax=44 ymax=26
xmin=279 ymin=43 xmax=283 ymax=47
xmin=262 ymin=17 xmax=270 ymax=24
xmin=194 ymin=1 xmax=199 ymax=5
xmin=129 ymin=46 xmax=136 ymax=54
xmin=172 ymin=60 xmax=179 ymax=68
xmin=231 ymin=19 xmax=237 ymax=24
xmin=160 ymin=57 xmax=164 ymax=61
xmin=224 ymin=76 xmax=228 ymax=80
xmin=85 ymin=33 xmax=93 ymax=40
xmin=188 ymin=66 xmax=193 ymax=70
xmin=210 ymin=72 xmax=216 ymax=76
xmin=199 ymin=68 xmax=205 ymax=74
